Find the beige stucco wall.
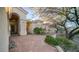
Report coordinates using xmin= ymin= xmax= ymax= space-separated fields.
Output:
xmin=12 ymin=7 xmax=27 ymax=35
xmin=19 ymin=20 xmax=27 ymax=35
xmin=0 ymin=7 xmax=27 ymax=52
xmin=0 ymin=7 xmax=9 ymax=52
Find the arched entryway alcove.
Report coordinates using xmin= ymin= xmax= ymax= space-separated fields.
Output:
xmin=26 ymin=21 xmax=32 ymax=34
xmin=9 ymin=13 xmax=20 ymax=35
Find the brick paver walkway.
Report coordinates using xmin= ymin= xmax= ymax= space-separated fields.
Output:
xmin=9 ymin=35 xmax=58 ymax=52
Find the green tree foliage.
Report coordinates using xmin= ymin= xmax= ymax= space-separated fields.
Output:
xmin=31 ymin=7 xmax=79 ymax=39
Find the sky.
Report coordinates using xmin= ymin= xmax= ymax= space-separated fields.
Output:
xmin=23 ymin=7 xmax=39 ymax=21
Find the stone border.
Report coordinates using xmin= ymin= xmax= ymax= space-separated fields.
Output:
xmin=55 ymin=46 xmax=64 ymax=52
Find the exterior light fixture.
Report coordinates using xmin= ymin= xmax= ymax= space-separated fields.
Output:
xmin=5 ymin=7 xmax=12 ymax=19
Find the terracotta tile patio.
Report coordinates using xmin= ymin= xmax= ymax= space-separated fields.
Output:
xmin=9 ymin=35 xmax=58 ymax=52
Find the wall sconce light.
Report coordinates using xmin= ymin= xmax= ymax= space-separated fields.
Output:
xmin=5 ymin=7 xmax=12 ymax=19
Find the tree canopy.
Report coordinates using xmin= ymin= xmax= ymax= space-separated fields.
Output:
xmin=31 ymin=7 xmax=79 ymax=39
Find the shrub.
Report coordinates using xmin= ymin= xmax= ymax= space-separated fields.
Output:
xmin=33 ymin=27 xmax=45 ymax=34
xmin=45 ymin=35 xmax=77 ymax=52
xmin=45 ymin=35 xmax=59 ymax=46
xmin=55 ymin=37 xmax=70 ymax=45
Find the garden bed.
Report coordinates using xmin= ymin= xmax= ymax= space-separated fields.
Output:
xmin=45 ymin=35 xmax=79 ymax=52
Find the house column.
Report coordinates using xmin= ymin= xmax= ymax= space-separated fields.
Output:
xmin=19 ymin=20 xmax=27 ymax=35
xmin=0 ymin=7 xmax=9 ymax=52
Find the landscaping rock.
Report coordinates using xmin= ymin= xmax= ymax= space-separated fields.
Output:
xmin=9 ymin=40 xmax=16 ymax=49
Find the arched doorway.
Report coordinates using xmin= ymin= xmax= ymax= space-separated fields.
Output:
xmin=9 ymin=13 xmax=19 ymax=35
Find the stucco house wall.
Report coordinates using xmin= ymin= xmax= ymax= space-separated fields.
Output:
xmin=12 ymin=7 xmax=27 ymax=35
xmin=0 ymin=7 xmax=9 ymax=52
xmin=0 ymin=7 xmax=27 ymax=52
xmin=19 ymin=20 xmax=27 ymax=35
